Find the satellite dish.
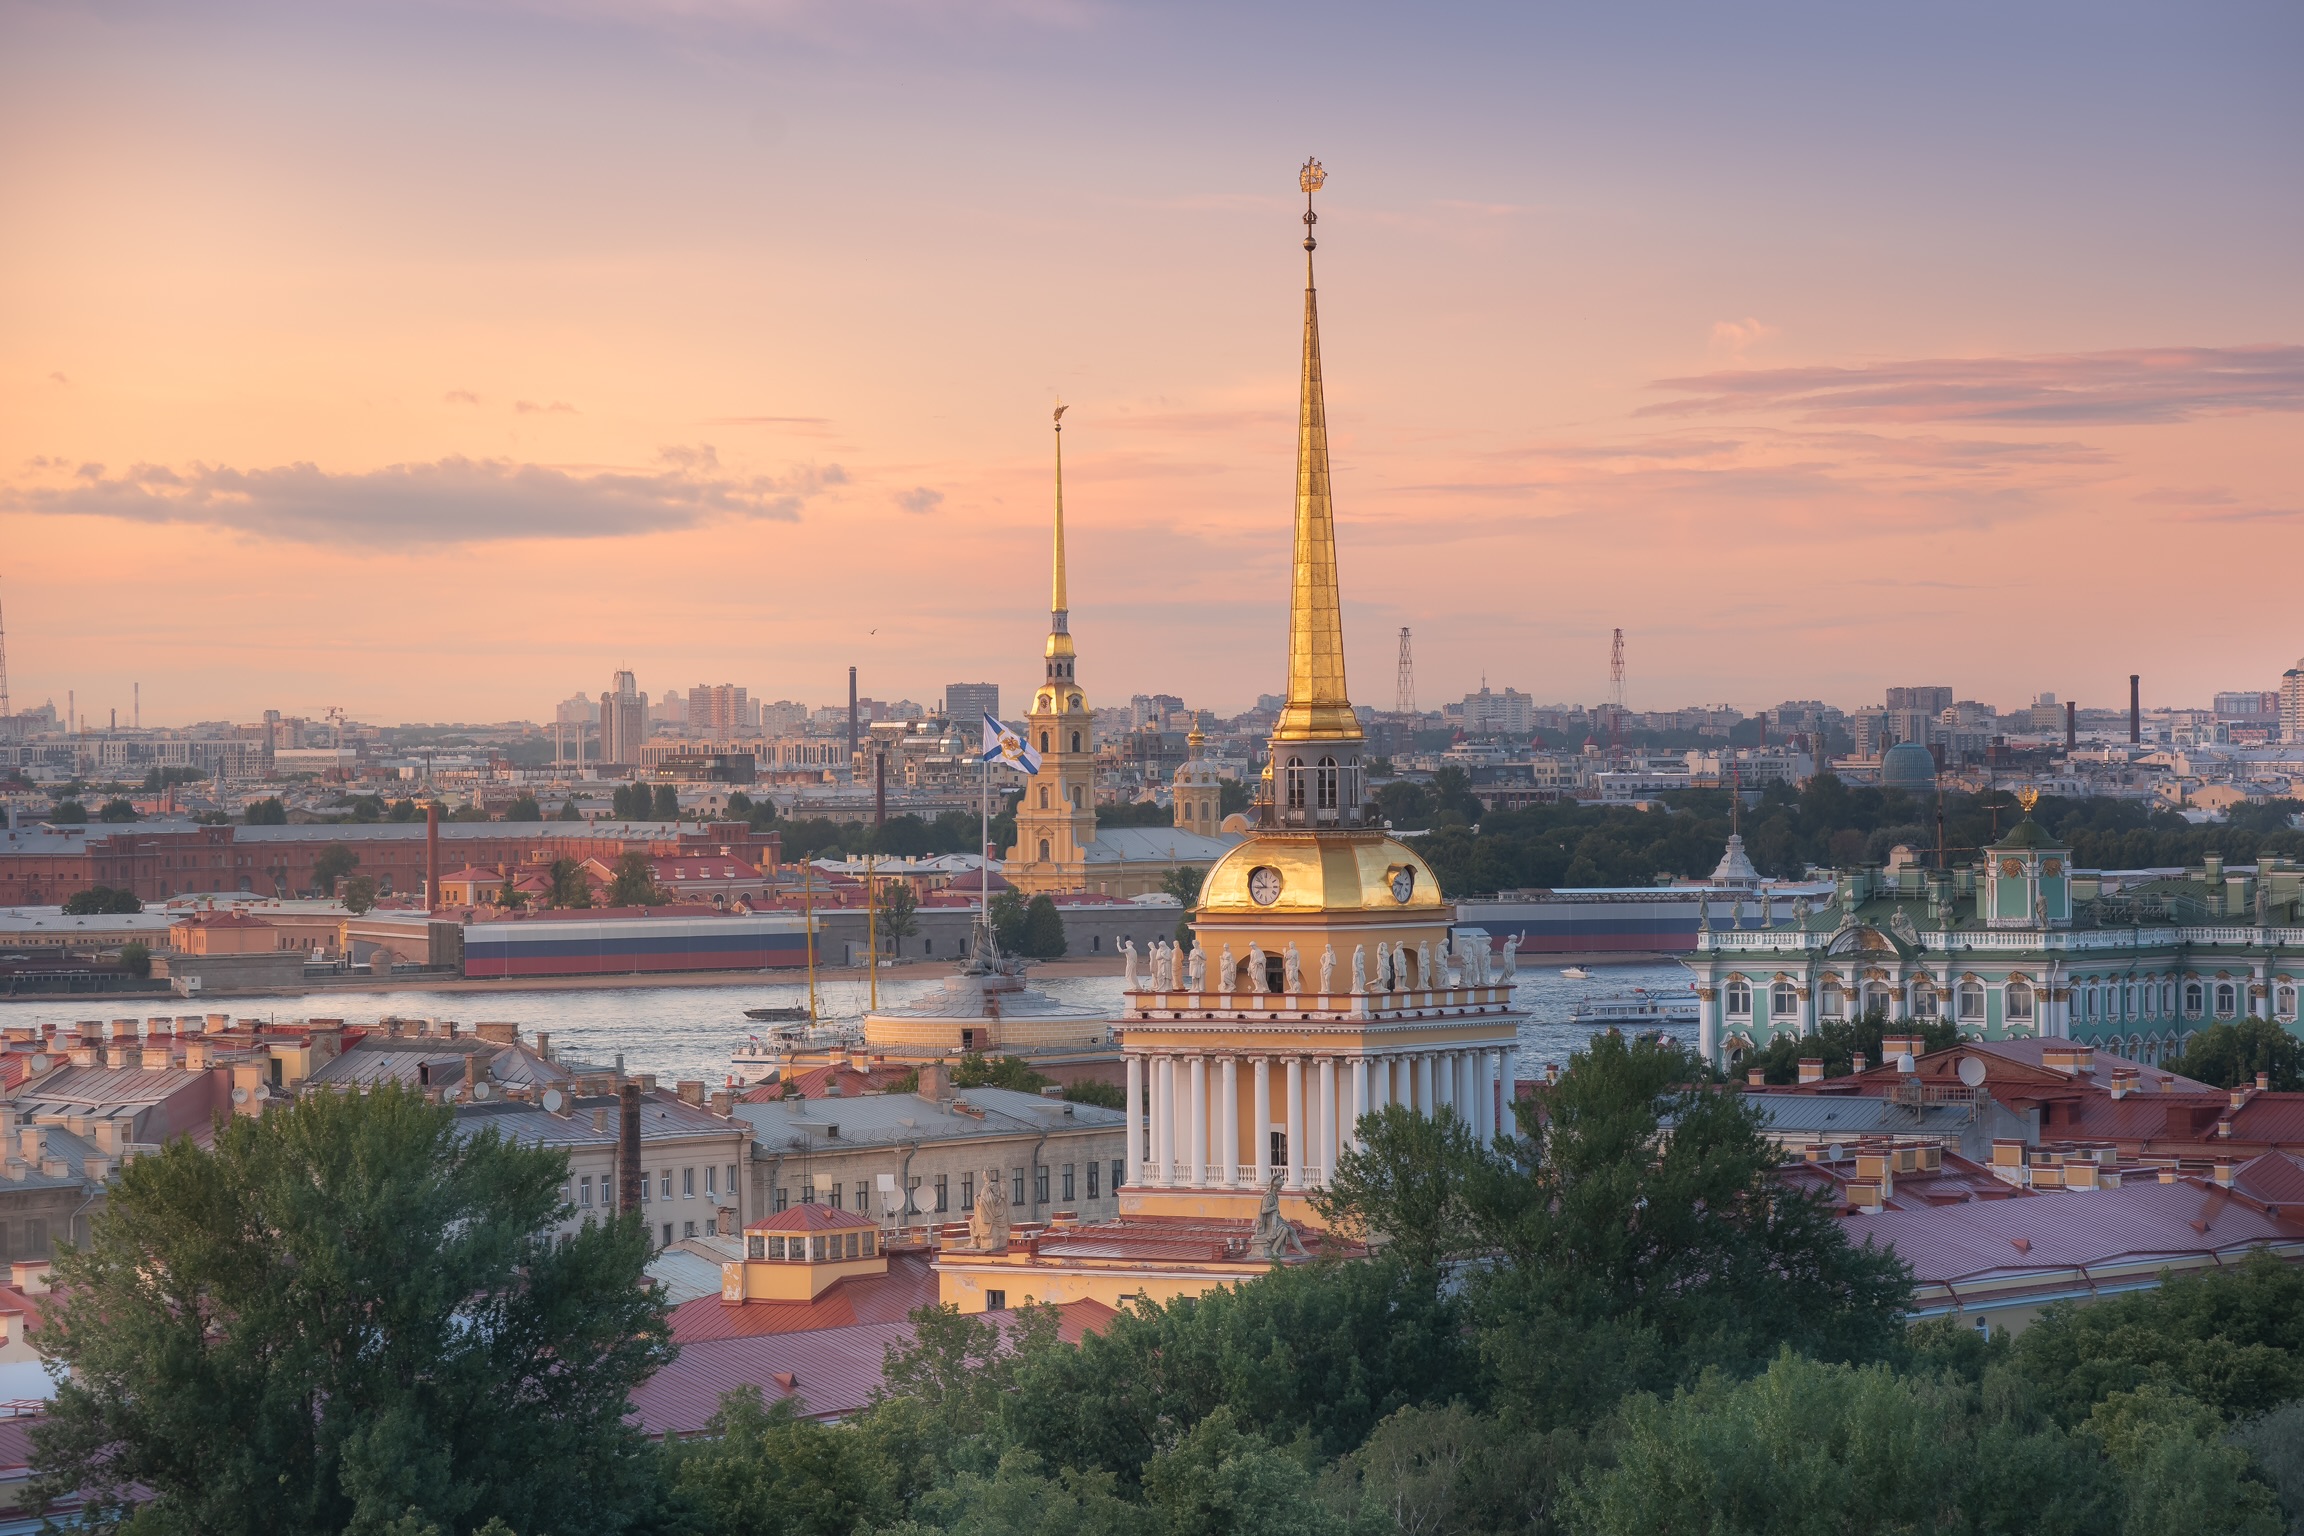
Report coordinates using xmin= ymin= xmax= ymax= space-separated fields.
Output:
xmin=29 ymin=1054 xmax=48 ymax=1074
xmin=1958 ymin=1056 xmax=1988 ymax=1089
xmin=471 ymin=1081 xmax=491 ymax=1101
xmin=542 ymin=1088 xmax=565 ymax=1112
xmin=1895 ymin=1052 xmax=1915 ymax=1074
xmin=230 ymin=1086 xmax=249 ymax=1105
xmin=252 ymin=1083 xmax=271 ymax=1101
xmin=1826 ymin=1142 xmax=1845 ymax=1162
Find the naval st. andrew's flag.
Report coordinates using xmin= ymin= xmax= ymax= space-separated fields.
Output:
xmin=981 ymin=713 xmax=1042 ymax=774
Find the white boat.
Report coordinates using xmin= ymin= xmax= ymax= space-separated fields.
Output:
xmin=1559 ymin=967 xmax=1591 ymax=980
xmin=1568 ymin=988 xmax=1700 ymax=1031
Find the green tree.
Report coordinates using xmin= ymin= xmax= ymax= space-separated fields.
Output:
xmin=1162 ymin=866 xmax=1205 ymax=947
xmin=1317 ymin=1401 xmax=1587 ymax=1536
xmin=505 ymin=794 xmax=543 ymax=822
xmin=1019 ymin=894 xmax=1067 ymax=958
xmin=988 ymin=891 xmax=1029 ymax=954
xmin=29 ymin=1083 xmax=674 ymax=1535
xmin=494 ymin=875 xmax=527 ymax=910
xmin=952 ymin=1054 xmax=1053 ymax=1093
xmin=313 ymin=842 xmax=360 ymax=896
xmin=611 ymin=783 xmax=646 ymax=818
xmin=62 ymin=886 xmax=142 ymax=916
xmin=879 ymin=881 xmax=920 ymax=952
xmin=2166 ymin=1017 xmax=2304 ymax=1092
xmin=141 ymin=765 xmax=209 ymax=791
xmin=97 ymin=798 xmax=138 ymax=822
xmin=244 ymin=797 xmax=288 ymax=825
xmin=665 ymin=1389 xmax=891 ymax=1536
xmin=556 ymin=798 xmax=583 ymax=822
xmin=548 ymin=857 xmax=595 ymax=909
xmin=118 ymin=942 xmax=151 ymax=979
xmin=1137 ymin=1405 xmax=1341 ymax=1536
xmin=389 ymin=798 xmax=420 ymax=822
xmin=50 ymin=798 xmax=89 ymax=824
xmin=1744 ymin=1005 xmax=1959 ymax=1084
xmin=1061 ymin=1079 xmax=1126 ymax=1110
xmin=1313 ymin=1105 xmax=1490 ymax=1276
xmin=2228 ymin=1399 xmax=2304 ymax=1534
xmin=2084 ymin=1385 xmax=2283 ymax=1536
xmin=341 ymin=874 xmax=379 ymax=915
xmin=653 ymin=784 xmax=680 ymax=820
xmin=607 ymin=852 xmax=670 ymax=908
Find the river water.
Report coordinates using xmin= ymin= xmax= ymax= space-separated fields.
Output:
xmin=0 ymin=961 xmax=1696 ymax=1086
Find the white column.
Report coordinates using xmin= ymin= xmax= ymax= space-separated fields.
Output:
xmin=1125 ymin=1053 xmax=1144 ymax=1186
xmin=1151 ymin=1056 xmax=1173 ymax=1186
xmin=1456 ymin=1052 xmax=1476 ymax=1131
xmin=1699 ymin=989 xmax=1719 ymax=1064
xmin=1316 ymin=1056 xmax=1337 ymax=1185
xmin=1369 ymin=1055 xmax=1390 ymax=1119
xmin=1435 ymin=1050 xmax=1455 ymax=1116
xmin=1489 ymin=1049 xmax=1507 ymax=1138
xmin=1172 ymin=1055 xmax=1193 ymax=1177
xmin=1219 ymin=1056 xmax=1239 ymax=1187
xmin=1349 ymin=1057 xmax=1369 ymax=1152
xmin=1253 ymin=1056 xmax=1272 ymax=1187
xmin=1420 ymin=1053 xmax=1438 ymax=1117
xmin=1188 ymin=1056 xmax=1207 ymax=1188
xmin=1285 ymin=1057 xmax=1305 ymax=1190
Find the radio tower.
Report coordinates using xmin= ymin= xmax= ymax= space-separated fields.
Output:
xmin=1606 ymin=627 xmax=1627 ymax=761
xmin=1395 ymin=626 xmax=1416 ymax=715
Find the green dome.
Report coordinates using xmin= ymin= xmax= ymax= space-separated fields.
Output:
xmin=1880 ymin=741 xmax=1938 ymax=790
xmin=1998 ymin=818 xmax=2059 ymax=849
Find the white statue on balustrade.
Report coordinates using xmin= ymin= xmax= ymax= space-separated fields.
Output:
xmin=1219 ymin=943 xmax=1237 ymax=994
xmin=1187 ymin=941 xmax=1207 ymax=991
xmin=1282 ymin=941 xmax=1303 ymax=994
xmin=1417 ymin=940 xmax=1433 ymax=990
xmin=1444 ymin=946 xmax=1463 ymax=989
xmin=1244 ymin=942 xmax=1267 ymax=993
xmin=1121 ymin=938 xmax=1139 ymax=990
xmin=1151 ymin=940 xmax=1170 ymax=991
xmin=1501 ymin=934 xmax=1519 ymax=979
xmin=1373 ymin=941 xmax=1391 ymax=991
xmin=1318 ymin=942 xmax=1336 ymax=995
xmin=1350 ymin=943 xmax=1366 ymax=994
xmin=1466 ymin=939 xmax=1487 ymax=986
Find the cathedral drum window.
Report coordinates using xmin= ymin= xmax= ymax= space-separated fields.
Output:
xmin=1248 ymin=866 xmax=1284 ymax=906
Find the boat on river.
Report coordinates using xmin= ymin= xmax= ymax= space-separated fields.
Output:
xmin=1567 ymin=987 xmax=1701 ymax=1031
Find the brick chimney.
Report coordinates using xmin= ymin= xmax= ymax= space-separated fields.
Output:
xmin=1798 ymin=1058 xmax=1824 ymax=1085
xmin=1746 ymin=1068 xmax=1766 ymax=1087
xmin=917 ymin=1061 xmax=952 ymax=1103
xmin=1850 ymin=1053 xmax=1869 ymax=1076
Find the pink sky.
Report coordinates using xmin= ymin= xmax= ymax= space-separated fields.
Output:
xmin=3 ymin=2 xmax=2300 ymax=728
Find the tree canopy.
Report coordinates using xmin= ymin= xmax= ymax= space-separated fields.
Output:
xmin=62 ymin=885 xmax=142 ymax=916
xmin=31 ymin=1084 xmax=672 ymax=1536
xmin=2167 ymin=1017 xmax=2304 ymax=1092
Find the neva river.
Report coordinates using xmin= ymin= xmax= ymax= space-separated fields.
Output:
xmin=0 ymin=961 xmax=1696 ymax=1086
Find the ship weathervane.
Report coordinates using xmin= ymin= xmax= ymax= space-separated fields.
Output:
xmin=1299 ymin=157 xmax=1326 ymax=194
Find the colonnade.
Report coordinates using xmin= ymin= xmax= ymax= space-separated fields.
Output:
xmin=1122 ymin=1047 xmax=1511 ymax=1192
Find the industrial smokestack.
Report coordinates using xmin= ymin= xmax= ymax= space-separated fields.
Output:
xmin=848 ymin=666 xmax=859 ymax=766
xmin=2129 ymin=675 xmax=2141 ymax=744
xmin=2065 ymin=700 xmax=2077 ymax=752
xmin=874 ymin=749 xmax=886 ymax=829
xmin=618 ymin=1080 xmax=644 ymax=1214
xmin=425 ymin=802 xmax=441 ymax=913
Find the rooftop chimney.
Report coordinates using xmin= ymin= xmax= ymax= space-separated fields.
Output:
xmin=1850 ymin=1052 xmax=1869 ymax=1076
xmin=2129 ymin=675 xmax=2141 ymax=744
xmin=425 ymin=801 xmax=441 ymax=914
xmin=1798 ymin=1058 xmax=1824 ymax=1085
xmin=2065 ymin=700 xmax=2077 ymax=752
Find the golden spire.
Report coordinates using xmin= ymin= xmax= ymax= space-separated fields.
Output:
xmin=1275 ymin=157 xmax=1360 ymax=743
xmin=1046 ymin=404 xmax=1075 ymax=667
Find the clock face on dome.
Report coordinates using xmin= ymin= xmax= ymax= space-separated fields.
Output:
xmin=1390 ymin=867 xmax=1416 ymax=903
xmin=1248 ymin=867 xmax=1283 ymax=906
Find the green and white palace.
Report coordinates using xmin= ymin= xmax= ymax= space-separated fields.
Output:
xmin=1684 ymin=810 xmax=2304 ymax=1070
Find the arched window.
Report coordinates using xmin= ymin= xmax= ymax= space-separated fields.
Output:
xmin=2084 ymin=986 xmax=2097 ymax=1020
xmin=1071 ymin=730 xmax=1082 ymax=752
xmin=1038 ymin=731 xmax=1049 ymax=753
xmin=2215 ymin=981 xmax=2237 ymax=1016
xmin=1285 ymin=756 xmax=1306 ymax=811
xmin=1957 ymin=981 xmax=1985 ymax=1021
xmin=1070 ymin=785 xmax=1083 ymax=809
xmin=1861 ymin=983 xmax=1891 ymax=1018
xmin=1725 ymin=979 xmax=1751 ymax=1017
xmin=2279 ymin=985 xmax=2298 ymax=1021
xmin=1315 ymin=756 xmax=1339 ymax=811
xmin=1039 ymin=785 xmax=1050 ymax=809
xmin=2161 ymin=982 xmax=2175 ymax=1016
xmin=2005 ymin=981 xmax=2034 ymax=1023
xmin=1038 ymin=839 xmax=1050 ymax=860
xmin=1912 ymin=985 xmax=1938 ymax=1019
xmin=1819 ymin=982 xmax=1845 ymax=1020
xmin=1770 ymin=981 xmax=1798 ymax=1018
xmin=2184 ymin=981 xmax=2204 ymax=1017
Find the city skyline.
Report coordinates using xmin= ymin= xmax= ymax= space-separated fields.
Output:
xmin=4 ymin=2 xmax=2300 ymax=723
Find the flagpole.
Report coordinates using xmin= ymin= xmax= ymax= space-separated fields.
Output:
xmin=979 ymin=748 xmax=990 ymax=954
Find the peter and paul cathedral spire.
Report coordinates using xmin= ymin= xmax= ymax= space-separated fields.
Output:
xmin=1047 ymin=404 xmax=1072 ymax=685
xmin=1010 ymin=404 xmax=1098 ymax=892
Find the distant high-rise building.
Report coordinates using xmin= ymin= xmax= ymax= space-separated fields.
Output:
xmin=689 ymin=683 xmax=751 ymax=736
xmin=1885 ymin=686 xmax=1953 ymax=714
xmin=946 ymin=682 xmax=1000 ymax=725
xmin=599 ymin=670 xmax=649 ymax=765
xmin=555 ymin=693 xmax=598 ymax=725
xmin=2214 ymin=690 xmax=2278 ymax=723
xmin=2280 ymin=662 xmax=2304 ymax=743
xmin=1459 ymin=686 xmax=1534 ymax=736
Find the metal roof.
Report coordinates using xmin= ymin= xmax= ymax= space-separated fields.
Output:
xmin=733 ymin=1086 xmax=1122 ymax=1154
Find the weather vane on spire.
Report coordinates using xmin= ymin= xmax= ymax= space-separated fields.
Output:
xmin=1300 ymin=157 xmax=1325 ymax=252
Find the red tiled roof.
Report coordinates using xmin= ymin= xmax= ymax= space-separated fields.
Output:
xmin=2232 ymin=1151 xmax=2304 ymax=1208
xmin=747 ymin=1203 xmax=880 ymax=1235
xmin=666 ymin=1250 xmax=940 ymax=1344
xmin=761 ymin=1062 xmax=918 ymax=1100
xmin=632 ymin=1297 xmax=1117 ymax=1434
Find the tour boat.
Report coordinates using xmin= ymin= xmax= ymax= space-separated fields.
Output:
xmin=1558 ymin=966 xmax=1591 ymax=980
xmin=1567 ymin=988 xmax=1701 ymax=1031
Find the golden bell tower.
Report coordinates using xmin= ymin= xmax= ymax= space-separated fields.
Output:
xmin=1117 ymin=161 xmax=1525 ymax=1224
xmin=1008 ymin=406 xmax=1098 ymax=893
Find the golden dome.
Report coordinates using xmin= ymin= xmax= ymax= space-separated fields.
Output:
xmin=1197 ymin=832 xmax=1445 ymax=916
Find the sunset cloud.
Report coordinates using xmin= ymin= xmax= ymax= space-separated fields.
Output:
xmin=896 ymin=486 xmax=945 ymax=513
xmin=1645 ymin=345 xmax=2304 ymax=425
xmin=2 ymin=455 xmax=842 ymax=544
